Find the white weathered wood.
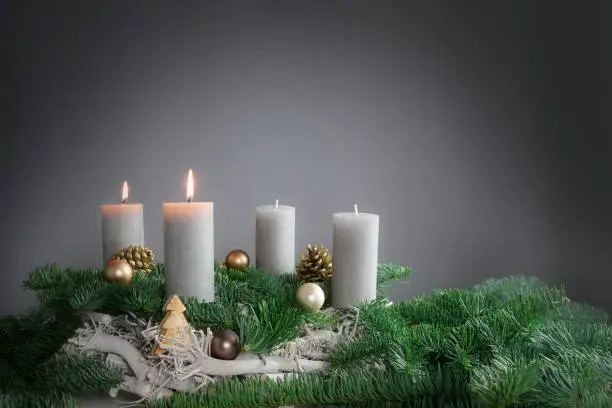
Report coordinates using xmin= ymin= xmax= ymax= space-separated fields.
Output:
xmin=70 ymin=331 xmax=329 ymax=400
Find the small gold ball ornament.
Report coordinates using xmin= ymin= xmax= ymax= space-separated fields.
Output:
xmin=224 ymin=249 xmax=250 ymax=271
xmin=296 ymin=282 xmax=325 ymax=312
xmin=103 ymin=259 xmax=134 ymax=284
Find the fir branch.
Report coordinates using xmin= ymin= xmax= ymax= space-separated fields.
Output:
xmin=330 ymin=332 xmax=401 ymax=372
xmin=470 ymin=354 xmax=541 ymax=407
xmin=217 ymin=266 xmax=300 ymax=307
xmin=0 ymin=391 xmax=80 ymax=408
xmin=182 ymin=297 xmax=236 ymax=331
xmin=237 ymin=299 xmax=305 ymax=353
xmin=23 ymin=264 xmax=75 ymax=291
xmin=535 ymin=349 xmax=612 ymax=407
xmin=0 ymin=299 xmax=82 ymax=389
xmin=359 ymin=299 xmax=408 ymax=336
xmin=304 ymin=309 xmax=339 ymax=329
xmin=395 ymin=290 xmax=491 ymax=327
xmin=31 ymin=353 xmax=124 ymax=395
xmin=151 ymin=370 xmax=480 ymax=408
xmin=103 ymin=281 xmax=164 ymax=318
xmin=471 ymin=275 xmax=549 ymax=298
xmin=376 ymin=263 xmax=412 ymax=287
xmin=553 ymin=301 xmax=610 ymax=324
xmin=446 ymin=322 xmax=496 ymax=371
xmin=491 ymin=287 xmax=567 ymax=322
xmin=531 ymin=321 xmax=612 ymax=357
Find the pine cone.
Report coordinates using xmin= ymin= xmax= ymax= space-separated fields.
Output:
xmin=112 ymin=245 xmax=155 ymax=273
xmin=296 ymin=244 xmax=332 ymax=283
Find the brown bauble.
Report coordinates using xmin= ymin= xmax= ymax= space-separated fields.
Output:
xmin=224 ymin=249 xmax=250 ymax=271
xmin=211 ymin=329 xmax=241 ymax=360
xmin=103 ymin=259 xmax=134 ymax=284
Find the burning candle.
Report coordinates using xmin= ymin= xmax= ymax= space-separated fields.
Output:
xmin=331 ymin=203 xmax=379 ymax=308
xmin=163 ymin=169 xmax=215 ymax=302
xmin=100 ymin=182 xmax=145 ymax=264
xmin=256 ymin=199 xmax=295 ymax=275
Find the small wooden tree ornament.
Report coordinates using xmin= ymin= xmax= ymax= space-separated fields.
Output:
xmin=153 ymin=294 xmax=191 ymax=355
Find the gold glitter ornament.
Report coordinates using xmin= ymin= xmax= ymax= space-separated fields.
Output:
xmin=296 ymin=282 xmax=325 ymax=312
xmin=111 ymin=245 xmax=155 ymax=272
xmin=224 ymin=249 xmax=250 ymax=271
xmin=103 ymin=259 xmax=134 ymax=284
xmin=296 ymin=244 xmax=332 ymax=283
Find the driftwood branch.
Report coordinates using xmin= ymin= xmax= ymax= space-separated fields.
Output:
xmin=67 ymin=309 xmax=357 ymax=403
xmin=69 ymin=330 xmax=328 ymax=399
xmin=185 ymin=352 xmax=328 ymax=378
xmin=71 ymin=330 xmax=151 ymax=381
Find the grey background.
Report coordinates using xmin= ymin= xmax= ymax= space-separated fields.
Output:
xmin=2 ymin=0 xmax=611 ymax=326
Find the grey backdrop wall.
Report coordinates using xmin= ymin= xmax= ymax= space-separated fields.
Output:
xmin=2 ymin=1 xmax=611 ymax=316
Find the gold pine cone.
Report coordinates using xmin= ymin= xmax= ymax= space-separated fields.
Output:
xmin=111 ymin=245 xmax=155 ymax=273
xmin=296 ymin=244 xmax=332 ymax=283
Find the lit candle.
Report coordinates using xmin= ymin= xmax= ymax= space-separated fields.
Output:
xmin=331 ymin=203 xmax=379 ymax=308
xmin=256 ymin=199 xmax=295 ymax=275
xmin=100 ymin=181 xmax=145 ymax=263
xmin=164 ymin=169 xmax=215 ymax=301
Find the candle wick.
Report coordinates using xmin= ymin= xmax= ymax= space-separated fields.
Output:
xmin=354 ymin=203 xmax=359 ymax=215
xmin=187 ymin=197 xmax=192 ymax=203
xmin=122 ymin=198 xmax=128 ymax=204
xmin=275 ymin=199 xmax=279 ymax=209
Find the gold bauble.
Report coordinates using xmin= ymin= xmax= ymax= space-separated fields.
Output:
xmin=225 ymin=249 xmax=250 ymax=271
xmin=103 ymin=259 xmax=134 ymax=284
xmin=296 ymin=282 xmax=325 ymax=312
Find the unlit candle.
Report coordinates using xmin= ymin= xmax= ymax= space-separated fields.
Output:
xmin=331 ymin=204 xmax=379 ymax=308
xmin=256 ymin=201 xmax=295 ymax=275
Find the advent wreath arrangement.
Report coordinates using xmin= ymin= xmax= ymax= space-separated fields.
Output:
xmin=1 ymin=262 xmax=610 ymax=408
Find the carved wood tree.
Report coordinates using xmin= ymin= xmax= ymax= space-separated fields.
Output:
xmin=153 ymin=295 xmax=190 ymax=355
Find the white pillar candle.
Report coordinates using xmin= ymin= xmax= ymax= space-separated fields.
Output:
xmin=100 ymin=181 xmax=144 ymax=263
xmin=256 ymin=199 xmax=295 ymax=275
xmin=331 ymin=204 xmax=379 ymax=308
xmin=164 ymin=169 xmax=215 ymax=302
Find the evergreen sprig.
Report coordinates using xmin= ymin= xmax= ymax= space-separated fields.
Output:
xmin=0 ymin=299 xmax=123 ymax=407
xmin=376 ymin=263 xmax=412 ymax=287
xmin=2 ymin=263 xmax=610 ymax=407
xmin=151 ymin=370 xmax=478 ymax=408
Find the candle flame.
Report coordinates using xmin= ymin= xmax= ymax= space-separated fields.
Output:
xmin=275 ymin=199 xmax=279 ymax=209
xmin=354 ymin=203 xmax=359 ymax=215
xmin=186 ymin=169 xmax=194 ymax=202
xmin=122 ymin=181 xmax=129 ymax=204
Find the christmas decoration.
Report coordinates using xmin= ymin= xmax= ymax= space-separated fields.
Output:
xmin=224 ymin=249 xmax=250 ymax=271
xmin=296 ymin=244 xmax=332 ymax=283
xmin=103 ymin=259 xmax=133 ymax=284
xmin=153 ymin=295 xmax=191 ymax=355
xmin=296 ymin=282 xmax=325 ymax=312
xmin=4 ymin=262 xmax=611 ymax=408
xmin=111 ymin=244 xmax=155 ymax=272
xmin=210 ymin=329 xmax=241 ymax=360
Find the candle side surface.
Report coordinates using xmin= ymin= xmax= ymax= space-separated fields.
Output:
xmin=100 ymin=204 xmax=144 ymax=263
xmin=255 ymin=205 xmax=296 ymax=275
xmin=163 ymin=202 xmax=215 ymax=302
xmin=331 ymin=212 xmax=379 ymax=308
